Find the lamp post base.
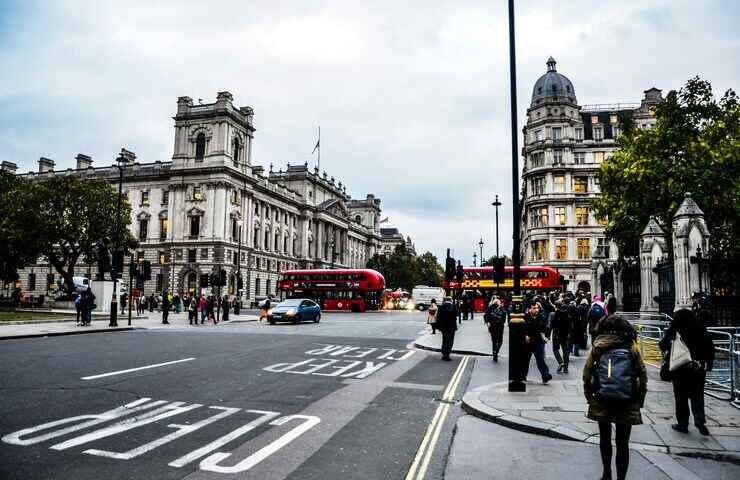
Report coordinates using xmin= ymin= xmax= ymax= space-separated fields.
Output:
xmin=109 ymin=301 xmax=118 ymax=327
xmin=507 ymin=295 xmax=526 ymax=392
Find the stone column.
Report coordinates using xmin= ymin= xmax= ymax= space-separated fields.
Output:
xmin=639 ymin=216 xmax=665 ymax=312
xmin=672 ymin=194 xmax=710 ymax=310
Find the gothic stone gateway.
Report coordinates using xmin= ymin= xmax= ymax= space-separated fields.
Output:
xmin=8 ymin=92 xmax=383 ymax=303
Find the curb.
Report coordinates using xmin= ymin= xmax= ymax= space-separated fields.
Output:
xmin=462 ymin=384 xmax=739 ymax=461
xmin=0 ymin=327 xmax=139 ymax=341
xmin=412 ymin=341 xmax=492 ymax=357
xmin=1 ymin=317 xmax=145 ymax=325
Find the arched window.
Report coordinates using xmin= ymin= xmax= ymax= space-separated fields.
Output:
xmin=232 ymin=137 xmax=241 ymax=165
xmin=187 ymin=272 xmax=197 ymax=294
xmin=195 ymin=133 xmax=206 ymax=160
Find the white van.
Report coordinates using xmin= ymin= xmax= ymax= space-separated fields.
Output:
xmin=72 ymin=276 xmax=91 ymax=292
xmin=411 ymin=286 xmax=445 ymax=311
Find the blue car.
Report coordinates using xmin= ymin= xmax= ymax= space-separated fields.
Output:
xmin=268 ymin=299 xmax=321 ymax=324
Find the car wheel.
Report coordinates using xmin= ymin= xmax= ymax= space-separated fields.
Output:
xmin=269 ymin=319 xmax=275 ymax=325
xmin=293 ymin=315 xmax=301 ymax=324
xmin=314 ymin=313 xmax=320 ymax=323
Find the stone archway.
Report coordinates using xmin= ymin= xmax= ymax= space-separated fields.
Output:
xmin=577 ymin=281 xmax=591 ymax=293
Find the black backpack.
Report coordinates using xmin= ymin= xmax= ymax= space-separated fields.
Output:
xmin=594 ymin=347 xmax=636 ymax=403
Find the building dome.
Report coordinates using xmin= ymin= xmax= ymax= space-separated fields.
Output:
xmin=530 ymin=57 xmax=577 ymax=107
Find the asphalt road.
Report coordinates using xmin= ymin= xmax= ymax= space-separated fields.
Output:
xmin=0 ymin=310 xmax=470 ymax=480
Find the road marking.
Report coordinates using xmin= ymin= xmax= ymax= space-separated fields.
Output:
xmin=405 ymin=355 xmax=470 ymax=480
xmin=81 ymin=358 xmax=196 ymax=380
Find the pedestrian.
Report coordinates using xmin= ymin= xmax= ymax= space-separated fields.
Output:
xmin=259 ymin=297 xmax=271 ymax=323
xmin=583 ymin=315 xmax=647 ymax=480
xmin=523 ymin=301 xmax=552 ymax=384
xmin=606 ymin=294 xmax=617 ymax=316
xmin=80 ymin=287 xmax=95 ymax=326
xmin=658 ymin=308 xmax=715 ymax=436
xmin=198 ymin=295 xmax=207 ymax=324
xmin=427 ymin=298 xmax=438 ymax=334
xmin=188 ymin=295 xmax=198 ymax=325
xmin=120 ymin=291 xmax=127 ymax=315
xmin=206 ymin=295 xmax=215 ymax=323
xmin=436 ymin=296 xmax=458 ymax=361
xmin=588 ymin=297 xmax=607 ymax=345
xmin=221 ymin=295 xmax=230 ymax=322
xmin=572 ymin=298 xmax=590 ymax=356
xmin=74 ymin=293 xmax=82 ymax=326
xmin=551 ymin=299 xmax=573 ymax=373
xmin=173 ymin=293 xmax=181 ymax=314
xmin=484 ymin=298 xmax=507 ymax=362
xmin=161 ymin=291 xmax=170 ymax=324
xmin=148 ymin=293 xmax=155 ymax=312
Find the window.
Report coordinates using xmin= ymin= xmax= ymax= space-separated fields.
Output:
xmin=555 ymin=239 xmax=568 ymax=259
xmin=573 ymin=176 xmax=588 ymax=193
xmin=201 ymin=248 xmax=208 ymax=259
xmin=255 ymin=278 xmax=261 ymax=295
xmin=597 ymin=238 xmax=610 ymax=258
xmin=610 ymin=114 xmax=618 ymax=124
xmin=188 ymin=249 xmax=196 ymax=263
xmin=591 ymin=115 xmax=599 ymax=125
xmin=253 ymin=228 xmax=259 ymax=248
xmin=555 ymin=207 xmax=566 ymax=225
xmin=597 ymin=214 xmax=609 ymax=226
xmin=575 ymin=128 xmax=583 ymax=141
xmin=594 ymin=151 xmax=604 ymax=163
xmin=140 ymin=191 xmax=149 ymax=206
xmin=137 ymin=251 xmax=145 ymax=263
xmin=156 ymin=273 xmax=164 ymax=292
xmin=594 ymin=127 xmax=604 ymax=141
xmin=139 ymin=220 xmax=148 ymax=240
xmin=536 ymin=207 xmax=548 ymax=227
xmin=530 ymin=152 xmax=544 ymax=168
xmin=174 ymin=249 xmax=182 ymax=260
xmin=158 ymin=251 xmax=166 ymax=265
xmin=266 ymin=279 xmax=271 ymax=295
xmin=553 ymin=150 xmax=563 ymax=165
xmin=193 ymin=186 xmax=204 ymax=201
xmin=552 ymin=127 xmax=562 ymax=140
xmin=190 ymin=216 xmax=200 ymax=237
xmin=233 ymin=137 xmax=241 ymax=165
xmin=532 ymin=177 xmax=545 ymax=195
xmin=162 ymin=190 xmax=169 ymax=205
xmin=159 ymin=218 xmax=168 ymax=240
xmin=195 ymin=133 xmax=206 ymax=160
xmin=231 ymin=190 xmax=238 ymax=205
xmin=264 ymin=231 xmax=270 ymax=251
xmin=577 ymin=238 xmax=590 ymax=259
xmin=28 ymin=273 xmax=36 ymax=290
xmin=187 ymin=272 xmax=197 ymax=294
xmin=254 ymin=201 xmax=260 ymax=215
xmin=284 ymin=236 xmax=289 ymax=253
xmin=576 ymin=206 xmax=589 ymax=225
xmin=574 ymin=152 xmax=586 ymax=164
xmin=612 ymin=125 xmax=621 ymax=138
xmin=553 ymin=175 xmax=565 ymax=193
xmin=535 ymin=130 xmax=543 ymax=141
xmin=232 ymin=219 xmax=239 ymax=241
xmin=274 ymin=233 xmax=280 ymax=252
xmin=531 ymin=240 xmax=549 ymax=261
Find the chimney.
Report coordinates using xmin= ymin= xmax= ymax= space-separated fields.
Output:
xmin=216 ymin=91 xmax=234 ymax=105
xmin=1 ymin=161 xmax=17 ymax=173
xmin=75 ymin=153 xmax=93 ymax=169
xmin=119 ymin=148 xmax=136 ymax=163
xmin=177 ymin=96 xmax=193 ymax=114
xmin=38 ymin=157 xmax=55 ymax=173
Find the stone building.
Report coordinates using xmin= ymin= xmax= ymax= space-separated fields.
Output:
xmin=5 ymin=92 xmax=382 ymax=303
xmin=379 ymin=228 xmax=416 ymax=256
xmin=520 ymin=58 xmax=662 ymax=293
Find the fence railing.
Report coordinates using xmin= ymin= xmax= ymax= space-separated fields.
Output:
xmin=705 ymin=328 xmax=737 ymax=402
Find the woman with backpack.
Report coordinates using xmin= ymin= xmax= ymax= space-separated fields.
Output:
xmin=583 ymin=315 xmax=647 ymax=480
xmin=658 ymin=308 xmax=714 ymax=436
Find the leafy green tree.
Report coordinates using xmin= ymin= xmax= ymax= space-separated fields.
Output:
xmin=416 ymin=252 xmax=443 ymax=286
xmin=0 ymin=171 xmax=36 ymax=282
xmin=593 ymin=77 xmax=739 ymax=260
xmin=23 ymin=175 xmax=137 ymax=294
xmin=483 ymin=255 xmax=513 ymax=267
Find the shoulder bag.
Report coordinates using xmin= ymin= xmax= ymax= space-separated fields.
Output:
xmin=669 ymin=331 xmax=692 ymax=372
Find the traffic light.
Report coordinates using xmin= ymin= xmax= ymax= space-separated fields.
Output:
xmin=141 ymin=261 xmax=152 ymax=280
xmin=209 ymin=272 xmax=219 ymax=287
xmin=493 ymin=257 xmax=506 ymax=284
xmin=237 ymin=275 xmax=244 ymax=290
xmin=445 ymin=256 xmax=455 ymax=283
xmin=455 ymin=261 xmax=464 ymax=283
xmin=219 ymin=269 xmax=227 ymax=287
xmin=200 ymin=274 xmax=209 ymax=288
xmin=94 ymin=240 xmax=111 ymax=273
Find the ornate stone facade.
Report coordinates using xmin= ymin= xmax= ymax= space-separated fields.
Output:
xmin=520 ymin=58 xmax=662 ymax=293
xmin=9 ymin=92 xmax=382 ymax=302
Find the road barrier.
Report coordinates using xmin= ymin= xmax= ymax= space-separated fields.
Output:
xmin=705 ymin=328 xmax=736 ymax=402
xmin=619 ymin=312 xmax=670 ymax=366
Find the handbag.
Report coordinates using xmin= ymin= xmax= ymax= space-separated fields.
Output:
xmin=669 ymin=331 xmax=692 ymax=372
xmin=660 ymin=350 xmax=672 ymax=381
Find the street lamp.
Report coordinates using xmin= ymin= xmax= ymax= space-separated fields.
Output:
xmin=492 ymin=195 xmax=502 ymax=259
xmin=507 ymin=0 xmax=526 ymax=392
xmin=473 ymin=252 xmax=477 ymax=267
xmin=235 ymin=219 xmax=243 ymax=315
xmin=109 ymin=153 xmax=130 ymax=327
xmin=478 ymin=238 xmax=484 ymax=266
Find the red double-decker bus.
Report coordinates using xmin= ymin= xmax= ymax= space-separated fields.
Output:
xmin=277 ymin=269 xmax=385 ymax=312
xmin=442 ymin=265 xmax=566 ymax=311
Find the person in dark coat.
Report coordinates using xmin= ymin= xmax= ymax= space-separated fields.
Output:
xmin=436 ymin=297 xmax=458 ymax=361
xmin=484 ymin=298 xmax=507 ymax=362
xmin=659 ymin=308 xmax=715 ymax=436
xmin=550 ymin=299 xmax=572 ymax=373
xmin=221 ymin=295 xmax=230 ymax=322
xmin=583 ymin=315 xmax=647 ymax=480
xmin=523 ymin=301 xmax=552 ymax=384
xmin=161 ymin=291 xmax=171 ymax=324
xmin=80 ymin=288 xmax=96 ymax=326
xmin=206 ymin=295 xmax=215 ymax=323
xmin=573 ymin=298 xmax=590 ymax=356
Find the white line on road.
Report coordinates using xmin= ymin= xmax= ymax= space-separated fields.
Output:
xmin=81 ymin=358 xmax=196 ymax=380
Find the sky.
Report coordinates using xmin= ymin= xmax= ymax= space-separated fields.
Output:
xmin=1 ymin=0 xmax=738 ymax=266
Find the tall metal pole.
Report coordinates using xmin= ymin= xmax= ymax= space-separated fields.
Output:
xmin=236 ymin=224 xmax=242 ymax=315
xmin=128 ymin=254 xmax=134 ymax=326
xmin=507 ymin=0 xmax=525 ymax=392
xmin=493 ymin=195 xmax=501 ymax=258
xmin=479 ymin=238 xmax=484 ymax=266
xmin=110 ymin=159 xmax=124 ymax=327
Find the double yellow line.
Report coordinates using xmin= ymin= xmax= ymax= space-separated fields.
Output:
xmin=405 ymin=355 xmax=470 ymax=480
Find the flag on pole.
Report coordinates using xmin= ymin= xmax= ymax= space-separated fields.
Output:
xmin=379 ymin=217 xmax=389 ymax=224
xmin=312 ymin=138 xmax=320 ymax=154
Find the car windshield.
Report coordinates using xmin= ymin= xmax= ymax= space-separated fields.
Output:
xmin=278 ymin=299 xmax=302 ymax=307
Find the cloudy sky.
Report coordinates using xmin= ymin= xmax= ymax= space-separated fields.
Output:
xmin=1 ymin=0 xmax=738 ymax=265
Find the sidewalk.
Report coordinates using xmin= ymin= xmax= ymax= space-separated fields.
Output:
xmin=415 ymin=320 xmax=740 ymax=459
xmin=0 ymin=310 xmax=259 ymax=340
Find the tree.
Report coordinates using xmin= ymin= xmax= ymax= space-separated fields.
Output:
xmin=484 ymin=255 xmax=513 ymax=267
xmin=367 ymin=247 xmax=444 ymax=290
xmin=592 ymin=77 xmax=740 ymax=260
xmin=0 ymin=171 xmax=36 ymax=283
xmin=22 ymin=175 xmax=137 ymax=294
xmin=416 ymin=252 xmax=443 ymax=286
